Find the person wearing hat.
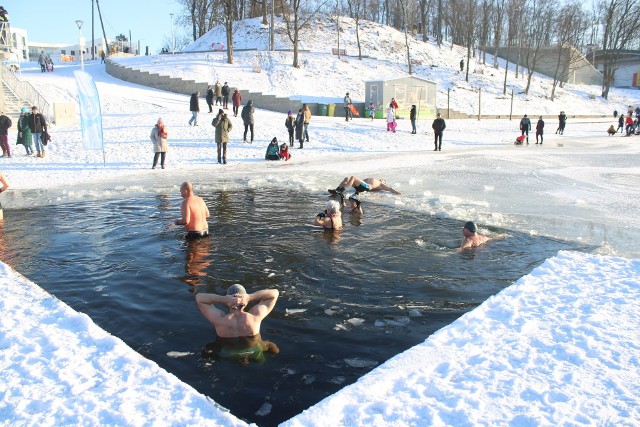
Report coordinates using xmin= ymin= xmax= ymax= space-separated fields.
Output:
xmin=16 ymin=107 xmax=33 ymax=155
xmin=196 ymin=284 xmax=279 ymax=338
xmin=343 ymin=92 xmax=352 ymax=121
xmin=265 ymin=137 xmax=280 ymax=160
xmin=231 ymin=88 xmax=242 ymax=117
xmin=347 ymin=194 xmax=364 ymax=215
xmin=460 ymin=221 xmax=493 ymax=250
xmin=279 ymin=142 xmax=291 ymax=161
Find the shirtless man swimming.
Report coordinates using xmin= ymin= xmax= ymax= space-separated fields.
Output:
xmin=196 ymin=284 xmax=279 ymax=338
xmin=175 ymin=181 xmax=210 ymax=239
xmin=329 ymin=176 xmax=401 ymax=195
xmin=460 ymin=221 xmax=493 ymax=250
xmin=196 ymin=284 xmax=280 ymax=362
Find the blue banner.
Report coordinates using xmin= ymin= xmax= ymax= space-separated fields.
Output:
xmin=74 ymin=71 xmax=104 ymax=151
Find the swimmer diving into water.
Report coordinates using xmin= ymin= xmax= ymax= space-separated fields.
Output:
xmin=329 ymin=176 xmax=401 ymax=196
xmin=175 ymin=181 xmax=210 ymax=239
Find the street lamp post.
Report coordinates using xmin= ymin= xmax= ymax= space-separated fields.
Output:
xmin=169 ymin=13 xmax=175 ymax=55
xmin=75 ymin=19 xmax=85 ymax=71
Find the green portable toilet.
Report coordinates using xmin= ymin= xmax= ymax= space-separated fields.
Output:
xmin=317 ymin=104 xmax=328 ymax=116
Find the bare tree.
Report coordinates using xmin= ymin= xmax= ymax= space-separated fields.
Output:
xmin=549 ymin=2 xmax=589 ymax=100
xmin=599 ymin=0 xmax=640 ymax=98
xmin=281 ymin=0 xmax=330 ymax=67
xmin=522 ymin=0 xmax=556 ymax=94
xmin=179 ymin=0 xmax=217 ymax=41
xmin=502 ymin=0 xmax=520 ymax=94
xmin=491 ymin=0 xmax=505 ymax=68
xmin=346 ymin=0 xmax=365 ymax=58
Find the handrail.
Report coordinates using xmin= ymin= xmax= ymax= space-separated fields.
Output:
xmin=0 ymin=63 xmax=51 ymax=123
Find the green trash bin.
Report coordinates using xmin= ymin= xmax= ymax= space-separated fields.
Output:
xmin=327 ymin=103 xmax=336 ymax=117
xmin=317 ymin=104 xmax=328 ymax=116
xmin=374 ymin=109 xmax=384 ymax=119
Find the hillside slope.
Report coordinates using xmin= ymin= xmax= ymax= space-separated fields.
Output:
xmin=114 ymin=16 xmax=638 ymax=116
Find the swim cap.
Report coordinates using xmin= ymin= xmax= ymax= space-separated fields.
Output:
xmin=464 ymin=221 xmax=478 ymax=233
xmin=226 ymin=284 xmax=246 ymax=295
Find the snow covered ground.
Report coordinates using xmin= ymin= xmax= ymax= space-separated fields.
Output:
xmin=1 ymin=16 xmax=639 ymax=426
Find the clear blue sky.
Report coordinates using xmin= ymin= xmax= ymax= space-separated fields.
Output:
xmin=8 ymin=0 xmax=183 ymax=54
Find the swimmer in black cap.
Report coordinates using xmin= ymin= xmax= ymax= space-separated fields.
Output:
xmin=348 ymin=194 xmax=364 ymax=215
xmin=460 ymin=221 xmax=493 ymax=250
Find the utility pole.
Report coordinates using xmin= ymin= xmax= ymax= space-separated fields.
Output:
xmin=96 ymin=0 xmax=109 ymax=55
xmin=92 ymin=0 xmax=95 ymax=60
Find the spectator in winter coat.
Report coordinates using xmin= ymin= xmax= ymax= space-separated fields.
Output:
xmin=150 ymin=118 xmax=168 ymax=169
xmin=295 ymin=109 xmax=305 ymax=148
xmin=343 ymin=93 xmax=352 ymax=121
xmin=205 ymin=86 xmax=214 ymax=113
xmin=16 ymin=107 xmax=33 ymax=155
xmin=607 ymin=125 xmax=617 ymax=135
xmin=368 ymin=102 xmax=375 ymax=121
xmin=232 ymin=89 xmax=242 ymax=117
xmin=617 ymin=114 xmax=625 ymax=133
xmin=28 ymin=106 xmax=47 ymax=158
xmin=409 ymin=105 xmax=417 ymax=134
xmin=389 ymin=98 xmax=399 ymax=111
xmin=386 ymin=106 xmax=396 ymax=132
xmin=625 ymin=115 xmax=634 ymax=136
xmin=285 ymin=110 xmax=295 ymax=145
xmin=38 ymin=52 xmax=46 ymax=73
xmin=535 ymin=116 xmax=544 ymax=144
xmin=212 ymin=109 xmax=233 ymax=164
xmin=221 ymin=82 xmax=230 ymax=109
xmin=302 ymin=104 xmax=311 ymax=143
xmin=279 ymin=143 xmax=291 ymax=161
xmin=556 ymin=111 xmax=567 ymax=134
xmin=265 ymin=137 xmax=280 ymax=161
xmin=0 ymin=112 xmax=12 ymax=158
xmin=241 ymin=100 xmax=255 ymax=143
xmin=215 ymin=81 xmax=222 ymax=106
xmin=189 ymin=92 xmax=200 ymax=126
xmin=432 ymin=112 xmax=446 ymax=151
xmin=519 ymin=114 xmax=532 ymax=144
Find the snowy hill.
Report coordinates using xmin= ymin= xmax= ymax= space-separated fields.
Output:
xmin=113 ymin=16 xmax=639 ymax=116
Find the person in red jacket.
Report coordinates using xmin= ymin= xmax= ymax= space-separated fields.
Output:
xmin=625 ymin=115 xmax=634 ymax=136
xmin=279 ymin=143 xmax=291 ymax=161
xmin=231 ymin=89 xmax=242 ymax=117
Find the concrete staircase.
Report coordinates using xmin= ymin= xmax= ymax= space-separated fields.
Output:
xmin=2 ymin=82 xmax=31 ymax=123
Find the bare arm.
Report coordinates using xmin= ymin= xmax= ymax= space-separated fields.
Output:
xmin=196 ymin=293 xmax=232 ymax=326
xmin=378 ymin=183 xmax=401 ymax=195
xmin=247 ymin=289 xmax=279 ymax=319
xmin=0 ymin=173 xmax=8 ymax=193
xmin=175 ymin=200 xmax=190 ymax=225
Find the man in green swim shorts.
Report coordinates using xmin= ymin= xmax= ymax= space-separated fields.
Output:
xmin=196 ymin=284 xmax=280 ymax=362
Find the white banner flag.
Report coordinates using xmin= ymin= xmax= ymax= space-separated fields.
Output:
xmin=74 ymin=71 xmax=104 ymax=151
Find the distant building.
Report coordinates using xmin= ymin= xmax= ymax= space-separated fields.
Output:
xmin=365 ymin=76 xmax=437 ymax=119
xmin=590 ymin=49 xmax=640 ymax=88
xmin=492 ymin=45 xmax=603 ymax=86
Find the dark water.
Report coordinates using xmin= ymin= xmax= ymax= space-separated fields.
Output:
xmin=0 ymin=189 xmax=590 ymax=426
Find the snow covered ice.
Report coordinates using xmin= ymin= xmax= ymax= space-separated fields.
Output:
xmin=1 ymin=16 xmax=639 ymax=426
